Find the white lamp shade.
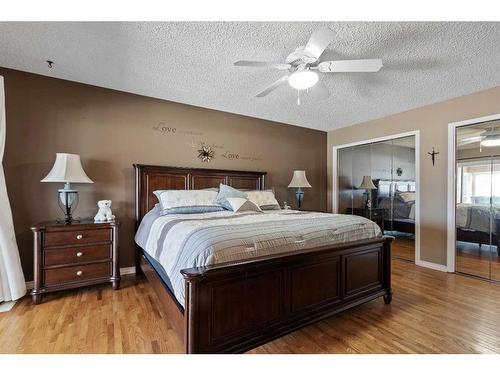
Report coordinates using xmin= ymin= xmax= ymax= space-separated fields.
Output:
xmin=359 ymin=176 xmax=376 ymax=190
xmin=288 ymin=170 xmax=312 ymax=188
xmin=41 ymin=153 xmax=94 ymax=184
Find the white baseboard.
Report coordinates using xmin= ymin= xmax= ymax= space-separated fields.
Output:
xmin=25 ymin=266 xmax=136 ymax=290
xmin=415 ymin=259 xmax=448 ymax=272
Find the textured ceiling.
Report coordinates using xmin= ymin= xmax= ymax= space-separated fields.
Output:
xmin=0 ymin=22 xmax=499 ymax=131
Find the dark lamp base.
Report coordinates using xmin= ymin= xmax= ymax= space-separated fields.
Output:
xmin=295 ymin=188 xmax=304 ymax=209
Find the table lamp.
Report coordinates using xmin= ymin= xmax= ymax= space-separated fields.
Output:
xmin=359 ymin=175 xmax=376 ymax=208
xmin=288 ymin=170 xmax=312 ymax=209
xmin=41 ymin=153 xmax=94 ymax=224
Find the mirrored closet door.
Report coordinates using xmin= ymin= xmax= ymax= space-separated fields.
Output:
xmin=337 ymin=135 xmax=416 ymax=262
xmin=455 ymin=120 xmax=500 ymax=281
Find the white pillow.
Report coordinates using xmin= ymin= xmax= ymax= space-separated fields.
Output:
xmin=246 ymin=190 xmax=280 ymax=209
xmin=153 ymin=189 xmax=221 ymax=213
xmin=225 ymin=197 xmax=263 ymax=213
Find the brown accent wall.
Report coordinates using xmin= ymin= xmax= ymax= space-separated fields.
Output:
xmin=328 ymin=86 xmax=500 ymax=266
xmin=1 ymin=68 xmax=327 ymax=280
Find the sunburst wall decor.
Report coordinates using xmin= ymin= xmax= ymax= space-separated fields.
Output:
xmin=198 ymin=144 xmax=214 ymax=163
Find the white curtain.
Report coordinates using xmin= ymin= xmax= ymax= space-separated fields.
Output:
xmin=0 ymin=75 xmax=26 ymax=302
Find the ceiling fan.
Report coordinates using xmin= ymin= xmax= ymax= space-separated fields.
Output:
xmin=234 ymin=27 xmax=383 ymax=103
xmin=458 ymin=125 xmax=500 ymax=148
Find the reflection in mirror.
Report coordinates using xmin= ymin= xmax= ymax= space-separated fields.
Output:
xmin=455 ymin=158 xmax=492 ymax=278
xmin=352 ymin=144 xmax=372 ymax=210
xmin=338 ymin=148 xmax=353 ymax=214
xmin=337 ymin=135 xmax=416 ymax=262
xmin=455 ymin=120 xmax=500 ymax=280
xmin=492 ymin=160 xmax=500 ymax=281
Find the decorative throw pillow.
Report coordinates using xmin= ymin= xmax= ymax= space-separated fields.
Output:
xmin=225 ymin=197 xmax=263 ymax=213
xmin=246 ymin=189 xmax=281 ymax=210
xmin=153 ymin=189 xmax=223 ymax=214
xmin=397 ymin=191 xmax=416 ymax=203
xmin=215 ymin=184 xmax=248 ymax=210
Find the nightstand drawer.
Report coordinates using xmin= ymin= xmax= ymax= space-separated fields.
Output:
xmin=44 ymin=228 xmax=112 ymax=247
xmin=370 ymin=211 xmax=383 ymax=218
xmin=44 ymin=262 xmax=111 ymax=286
xmin=44 ymin=244 xmax=111 ymax=267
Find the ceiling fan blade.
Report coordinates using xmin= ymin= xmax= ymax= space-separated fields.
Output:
xmin=307 ymin=80 xmax=330 ymax=100
xmin=256 ymin=76 xmax=289 ymax=97
xmin=234 ymin=60 xmax=291 ymax=70
xmin=303 ymin=27 xmax=335 ymax=60
xmin=318 ymin=59 xmax=383 ymax=73
xmin=458 ymin=137 xmax=483 ymax=146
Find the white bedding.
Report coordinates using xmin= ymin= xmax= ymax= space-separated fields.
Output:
xmin=456 ymin=203 xmax=500 ymax=234
xmin=136 ymin=210 xmax=382 ymax=306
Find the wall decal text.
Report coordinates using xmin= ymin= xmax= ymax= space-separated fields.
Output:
xmin=187 ymin=139 xmax=224 ymax=150
xmin=151 ymin=123 xmax=262 ymax=162
xmin=152 ymin=122 xmax=203 ymax=137
xmin=222 ymin=150 xmax=262 ymax=162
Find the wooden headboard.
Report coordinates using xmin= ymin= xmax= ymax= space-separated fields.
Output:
xmin=134 ymin=164 xmax=266 ymax=223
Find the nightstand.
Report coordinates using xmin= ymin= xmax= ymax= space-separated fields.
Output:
xmin=30 ymin=219 xmax=120 ymax=304
xmin=352 ymin=207 xmax=385 ymax=232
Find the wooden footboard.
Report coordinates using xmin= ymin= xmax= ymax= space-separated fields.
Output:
xmin=180 ymin=236 xmax=393 ymax=353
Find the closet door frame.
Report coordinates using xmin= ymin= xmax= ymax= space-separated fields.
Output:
xmin=447 ymin=113 xmax=500 ymax=273
xmin=332 ymin=130 xmax=420 ymax=266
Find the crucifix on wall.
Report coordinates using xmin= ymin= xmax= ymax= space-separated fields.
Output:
xmin=428 ymin=147 xmax=439 ymax=166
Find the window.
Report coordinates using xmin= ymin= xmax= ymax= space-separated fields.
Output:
xmin=456 ymin=160 xmax=500 ymax=204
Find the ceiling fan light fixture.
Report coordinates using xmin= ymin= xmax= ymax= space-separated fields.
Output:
xmin=288 ymin=70 xmax=319 ymax=90
xmin=480 ymin=128 xmax=500 ymax=147
xmin=481 ymin=137 xmax=500 ymax=147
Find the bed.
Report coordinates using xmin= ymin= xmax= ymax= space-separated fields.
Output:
xmin=134 ymin=164 xmax=393 ymax=353
xmin=456 ymin=204 xmax=500 ymax=253
xmin=373 ymin=179 xmax=415 ymax=234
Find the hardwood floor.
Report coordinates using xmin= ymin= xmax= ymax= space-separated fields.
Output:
xmin=392 ymin=236 xmax=415 ymax=262
xmin=456 ymin=241 xmax=500 ymax=281
xmin=2 ymin=258 xmax=500 ymax=353
xmin=0 ymin=276 xmax=184 ymax=354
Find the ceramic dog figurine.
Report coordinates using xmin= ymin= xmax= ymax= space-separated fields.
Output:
xmin=94 ymin=200 xmax=115 ymax=222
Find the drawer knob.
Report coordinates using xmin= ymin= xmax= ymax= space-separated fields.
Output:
xmin=76 ymin=252 xmax=83 ymax=257
xmin=76 ymin=270 xmax=83 ymax=276
xmin=76 ymin=234 xmax=83 ymax=240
